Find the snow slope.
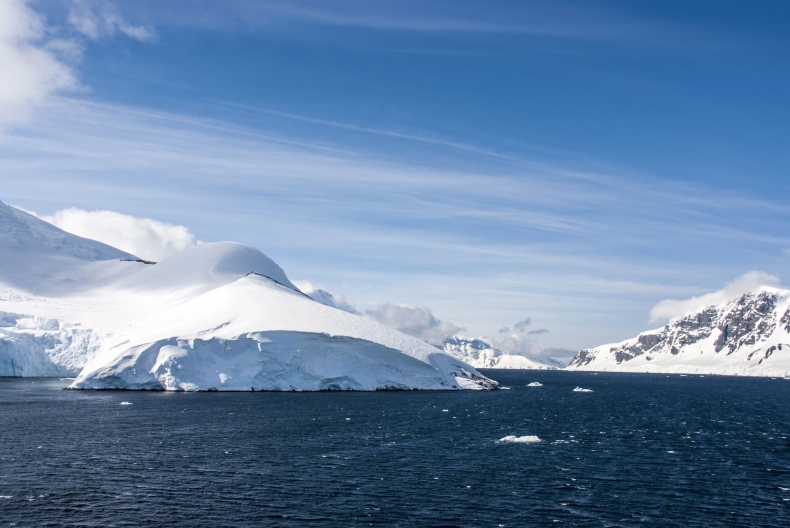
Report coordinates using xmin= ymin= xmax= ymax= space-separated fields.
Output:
xmin=0 ymin=200 xmax=497 ymax=390
xmin=568 ymin=288 xmax=790 ymax=377
xmin=440 ymin=336 xmax=560 ymax=370
xmin=0 ymin=200 xmax=135 ymax=294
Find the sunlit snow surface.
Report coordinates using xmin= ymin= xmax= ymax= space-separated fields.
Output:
xmin=0 ymin=201 xmax=496 ymax=390
xmin=568 ymin=287 xmax=790 ymax=377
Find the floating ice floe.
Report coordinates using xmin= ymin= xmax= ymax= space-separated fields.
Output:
xmin=573 ymin=387 xmax=593 ymax=392
xmin=497 ymin=435 xmax=541 ymax=444
xmin=120 ymin=401 xmax=133 ymax=405
xmin=527 ymin=382 xmax=543 ymax=387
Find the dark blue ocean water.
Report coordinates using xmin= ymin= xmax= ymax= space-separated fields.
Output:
xmin=1 ymin=371 xmax=788 ymax=527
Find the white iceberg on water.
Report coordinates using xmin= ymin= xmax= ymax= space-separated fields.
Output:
xmin=498 ymin=435 xmax=541 ymax=444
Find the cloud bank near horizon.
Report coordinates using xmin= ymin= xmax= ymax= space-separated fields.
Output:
xmin=362 ymin=303 xmax=464 ymax=346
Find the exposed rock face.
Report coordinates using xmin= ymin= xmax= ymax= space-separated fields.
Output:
xmin=569 ymin=289 xmax=790 ymax=376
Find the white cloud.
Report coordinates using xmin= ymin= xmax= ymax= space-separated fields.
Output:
xmin=38 ymin=208 xmax=198 ymax=261
xmin=68 ymin=0 xmax=156 ymax=42
xmin=283 ymin=283 xmax=464 ymax=345
xmin=363 ymin=304 xmax=463 ymax=345
xmin=0 ymin=0 xmax=79 ymax=125
xmin=292 ymin=280 xmax=357 ymax=313
xmin=487 ymin=332 xmax=543 ymax=356
xmin=0 ymin=0 xmax=155 ymax=127
xmin=649 ymin=271 xmax=781 ymax=323
xmin=485 ymin=332 xmax=573 ymax=362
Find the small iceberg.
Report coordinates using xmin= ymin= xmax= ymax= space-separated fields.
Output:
xmin=120 ymin=401 xmax=133 ymax=405
xmin=527 ymin=382 xmax=543 ymax=387
xmin=498 ymin=435 xmax=541 ymax=444
xmin=573 ymin=387 xmax=593 ymax=393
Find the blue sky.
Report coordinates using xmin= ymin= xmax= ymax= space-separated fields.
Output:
xmin=2 ymin=0 xmax=790 ymax=352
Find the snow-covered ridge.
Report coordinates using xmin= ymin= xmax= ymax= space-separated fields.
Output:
xmin=440 ymin=335 xmax=561 ymax=370
xmin=568 ymin=288 xmax=790 ymax=377
xmin=0 ymin=199 xmax=497 ymax=390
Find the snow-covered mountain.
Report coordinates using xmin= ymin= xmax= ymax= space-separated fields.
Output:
xmin=568 ymin=288 xmax=790 ymax=377
xmin=0 ymin=200 xmax=497 ymax=391
xmin=440 ymin=336 xmax=562 ymax=369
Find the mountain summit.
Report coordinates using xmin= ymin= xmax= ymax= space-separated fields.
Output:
xmin=568 ymin=288 xmax=790 ymax=377
xmin=0 ymin=200 xmax=135 ymax=293
xmin=0 ymin=200 xmax=497 ymax=390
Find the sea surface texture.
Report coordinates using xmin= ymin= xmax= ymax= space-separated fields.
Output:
xmin=1 ymin=371 xmax=788 ymax=526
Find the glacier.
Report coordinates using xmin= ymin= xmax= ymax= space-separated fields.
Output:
xmin=0 ymin=199 xmax=497 ymax=390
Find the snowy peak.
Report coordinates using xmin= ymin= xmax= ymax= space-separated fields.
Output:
xmin=569 ymin=288 xmax=790 ymax=376
xmin=0 ymin=200 xmax=134 ymax=264
xmin=0 ymin=198 xmax=297 ymax=299
xmin=440 ymin=335 xmax=559 ymax=370
xmin=111 ymin=241 xmax=298 ymax=294
xmin=0 ymin=199 xmax=497 ymax=390
xmin=0 ymin=200 xmax=136 ymax=293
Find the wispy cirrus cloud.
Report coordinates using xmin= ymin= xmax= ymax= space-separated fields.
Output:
xmin=111 ymin=0 xmax=714 ymax=52
xmin=3 ymin=98 xmax=790 ymax=349
xmin=68 ymin=0 xmax=156 ymax=42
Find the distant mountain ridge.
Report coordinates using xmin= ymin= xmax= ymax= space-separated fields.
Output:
xmin=440 ymin=335 xmax=565 ymax=369
xmin=568 ymin=288 xmax=790 ymax=377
